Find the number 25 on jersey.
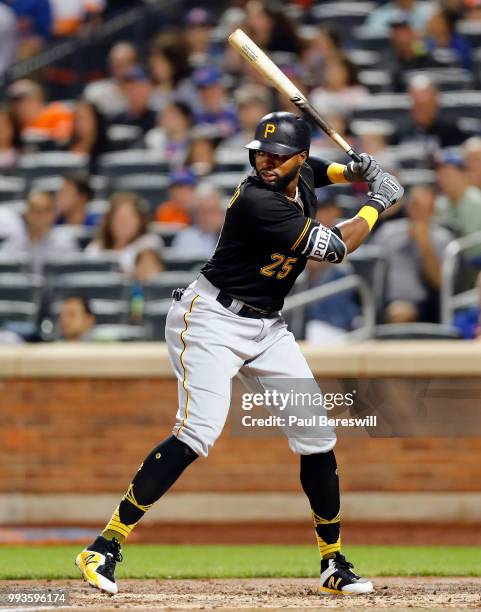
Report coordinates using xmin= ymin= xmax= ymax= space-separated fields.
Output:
xmin=260 ymin=253 xmax=297 ymax=280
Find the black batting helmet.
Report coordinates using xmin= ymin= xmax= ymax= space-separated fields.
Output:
xmin=245 ymin=112 xmax=311 ymax=167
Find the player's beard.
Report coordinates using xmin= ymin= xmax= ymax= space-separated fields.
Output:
xmin=259 ymin=165 xmax=300 ymax=192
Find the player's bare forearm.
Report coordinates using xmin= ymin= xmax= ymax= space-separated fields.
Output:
xmin=335 ymin=217 xmax=370 ymax=254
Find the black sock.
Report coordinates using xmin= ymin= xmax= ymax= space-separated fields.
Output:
xmin=103 ymin=436 xmax=198 ymax=542
xmin=300 ymin=450 xmax=341 ymax=560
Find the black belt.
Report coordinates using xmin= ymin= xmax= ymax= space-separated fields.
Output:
xmin=216 ymin=291 xmax=279 ymax=319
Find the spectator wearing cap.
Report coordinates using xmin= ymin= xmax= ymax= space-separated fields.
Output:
xmin=192 ymin=66 xmax=239 ymax=139
xmin=304 ymin=199 xmax=361 ymax=344
xmin=58 ymin=296 xmax=96 ymax=342
xmin=111 ymin=66 xmax=156 ymax=134
xmin=56 ymin=173 xmax=97 ymax=227
xmin=371 ymin=185 xmax=454 ymax=323
xmin=144 ymin=101 xmax=193 ymax=167
xmin=216 ymin=84 xmax=271 ymax=157
xmin=155 ymin=169 xmax=197 ymax=226
xmin=464 ymin=138 xmax=481 ymax=192
xmin=8 ymin=79 xmax=73 ymax=148
xmin=183 ymin=7 xmax=221 ymax=68
xmin=83 ymin=41 xmax=137 ymax=117
xmin=435 ymin=151 xmax=481 ymax=241
xmin=87 ymin=191 xmax=163 ymax=275
xmin=170 ymin=184 xmax=224 ymax=259
xmin=1 ymin=190 xmax=78 ymax=275
xmin=391 ymin=75 xmax=469 ymax=150
xmin=365 ymin=0 xmax=435 ymax=34
xmin=386 ymin=17 xmax=443 ymax=92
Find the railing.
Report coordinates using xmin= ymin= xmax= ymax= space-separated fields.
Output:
xmin=283 ymin=274 xmax=375 ymax=341
xmin=441 ymin=231 xmax=481 ymax=324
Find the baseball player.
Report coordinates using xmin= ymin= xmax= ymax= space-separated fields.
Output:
xmin=76 ymin=112 xmax=403 ymax=596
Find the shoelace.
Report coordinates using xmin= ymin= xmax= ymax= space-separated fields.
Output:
xmin=105 ymin=538 xmax=123 ymax=563
xmin=333 ymin=553 xmax=358 ymax=578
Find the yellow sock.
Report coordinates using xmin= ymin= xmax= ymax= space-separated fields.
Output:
xmin=102 ymin=484 xmax=153 ymax=543
xmin=312 ymin=510 xmax=341 ymax=559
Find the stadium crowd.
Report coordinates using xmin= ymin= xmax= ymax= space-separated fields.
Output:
xmin=1 ymin=0 xmax=481 ymax=343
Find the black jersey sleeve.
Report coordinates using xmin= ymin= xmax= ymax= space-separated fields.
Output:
xmin=240 ymin=183 xmax=346 ymax=263
xmin=308 ymin=156 xmax=347 ymax=188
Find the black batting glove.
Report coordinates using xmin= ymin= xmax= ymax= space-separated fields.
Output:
xmin=344 ymin=153 xmax=382 ymax=184
xmin=367 ymin=172 xmax=404 ymax=213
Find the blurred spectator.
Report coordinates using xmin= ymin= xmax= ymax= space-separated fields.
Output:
xmin=244 ymin=0 xmax=302 ymax=54
xmin=183 ymin=7 xmax=221 ymax=68
xmin=4 ymin=0 xmax=52 ymax=60
xmin=58 ymin=296 xmax=95 ymax=341
xmin=132 ymin=247 xmax=165 ymax=283
xmin=435 ymin=151 xmax=481 ymax=239
xmin=185 ymin=129 xmax=217 ymax=177
xmin=8 ymin=79 xmax=73 ymax=148
xmin=155 ymin=168 xmax=197 ymax=225
xmin=453 ymin=271 xmax=481 ymax=339
xmin=83 ymin=41 xmax=137 ymax=117
xmin=372 ymin=185 xmax=454 ymax=323
xmin=68 ymin=100 xmax=108 ymax=171
xmin=391 ymin=75 xmax=468 ymax=150
xmin=87 ymin=191 xmax=163 ymax=274
xmin=144 ymin=101 xmax=193 ymax=167
xmin=50 ymin=0 xmax=105 ymax=37
xmin=310 ymin=55 xmax=369 ymax=116
xmin=170 ymin=184 xmax=224 ymax=259
xmin=1 ymin=190 xmax=78 ymax=275
xmin=387 ymin=18 xmax=443 ymax=92
xmin=365 ymin=0 xmax=435 ymax=33
xmin=56 ymin=173 xmax=97 ymax=227
xmin=300 ymin=27 xmax=342 ymax=88
xmin=425 ymin=7 xmax=472 ymax=70
xmin=130 ymin=248 xmax=165 ymax=323
xmin=0 ymin=3 xmax=16 ymax=76
xmin=216 ymin=84 xmax=271 ymax=156
xmin=111 ymin=66 xmax=156 ymax=134
xmin=192 ymin=66 xmax=238 ymax=139
xmin=148 ymin=35 xmax=191 ymax=113
xmin=464 ymin=137 xmax=481 ymax=191
xmin=0 ymin=106 xmax=18 ymax=170
xmin=305 ymin=200 xmax=361 ymax=344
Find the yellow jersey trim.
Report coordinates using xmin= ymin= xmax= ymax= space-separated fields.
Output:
xmin=291 ymin=218 xmax=312 ymax=251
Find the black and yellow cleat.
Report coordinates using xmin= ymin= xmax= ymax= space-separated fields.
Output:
xmin=76 ymin=536 xmax=123 ymax=595
xmin=319 ymin=552 xmax=373 ymax=595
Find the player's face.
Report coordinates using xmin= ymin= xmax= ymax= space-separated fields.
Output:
xmin=255 ymin=150 xmax=306 ymax=189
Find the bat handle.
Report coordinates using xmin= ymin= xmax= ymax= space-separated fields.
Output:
xmin=347 ymin=149 xmax=362 ymax=163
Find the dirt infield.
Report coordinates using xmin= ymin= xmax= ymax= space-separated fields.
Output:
xmin=2 ymin=577 xmax=481 ymax=610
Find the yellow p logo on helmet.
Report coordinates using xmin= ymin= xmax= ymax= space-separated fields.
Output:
xmin=263 ymin=123 xmax=276 ymax=139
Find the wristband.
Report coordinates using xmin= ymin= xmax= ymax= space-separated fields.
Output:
xmin=357 ymin=205 xmax=379 ymax=231
xmin=327 ymin=162 xmax=348 ymax=184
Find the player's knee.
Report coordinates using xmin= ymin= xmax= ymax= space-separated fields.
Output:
xmin=172 ymin=422 xmax=222 ymax=458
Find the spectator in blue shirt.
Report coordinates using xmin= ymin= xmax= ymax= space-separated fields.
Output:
xmin=425 ymin=7 xmax=472 ymax=71
xmin=192 ymin=66 xmax=238 ymax=140
xmin=56 ymin=173 xmax=98 ymax=227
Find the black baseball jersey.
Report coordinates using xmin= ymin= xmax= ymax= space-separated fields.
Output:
xmin=201 ymin=157 xmax=342 ymax=312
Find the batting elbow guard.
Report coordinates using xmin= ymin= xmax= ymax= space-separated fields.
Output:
xmin=302 ymin=224 xmax=347 ymax=264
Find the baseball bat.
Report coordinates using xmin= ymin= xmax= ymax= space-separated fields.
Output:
xmin=228 ymin=28 xmax=362 ymax=163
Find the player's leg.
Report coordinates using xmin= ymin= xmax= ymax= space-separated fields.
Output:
xmin=239 ymin=318 xmax=372 ymax=595
xmin=77 ymin=288 xmax=246 ymax=594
